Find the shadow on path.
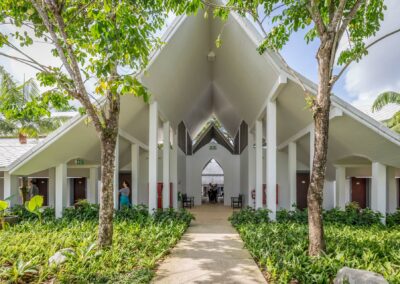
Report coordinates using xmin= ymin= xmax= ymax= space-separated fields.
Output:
xmin=152 ymin=204 xmax=266 ymax=284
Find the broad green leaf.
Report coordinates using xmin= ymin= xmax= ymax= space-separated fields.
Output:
xmin=0 ymin=200 xmax=8 ymax=211
xmin=26 ymin=195 xmax=44 ymax=213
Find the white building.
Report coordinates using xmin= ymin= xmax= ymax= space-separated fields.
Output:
xmin=0 ymin=11 xmax=399 ymax=220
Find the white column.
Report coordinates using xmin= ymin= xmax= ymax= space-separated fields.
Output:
xmin=309 ymin=123 xmax=315 ymax=175
xmin=171 ymin=131 xmax=178 ymax=209
xmin=266 ymin=100 xmax=277 ymax=220
xmin=335 ymin=166 xmax=346 ymax=209
xmin=372 ymin=162 xmax=387 ymax=222
xmin=149 ymin=101 xmax=158 ymax=213
xmin=288 ymin=142 xmax=297 ymax=209
xmin=131 ymin=144 xmax=140 ymax=206
xmin=163 ymin=121 xmax=171 ymax=209
xmin=48 ymin=167 xmax=56 ymax=207
xmin=113 ymin=136 xmax=120 ymax=210
xmin=4 ymin=172 xmax=19 ymax=206
xmin=55 ymin=163 xmax=68 ymax=218
xmin=255 ymin=120 xmax=263 ymax=209
xmin=387 ymin=167 xmax=397 ymax=213
xmin=88 ymin=167 xmax=98 ymax=204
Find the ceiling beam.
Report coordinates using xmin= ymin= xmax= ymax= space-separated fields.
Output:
xmin=118 ymin=129 xmax=149 ymax=150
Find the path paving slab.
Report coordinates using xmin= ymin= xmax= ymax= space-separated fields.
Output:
xmin=152 ymin=204 xmax=267 ymax=284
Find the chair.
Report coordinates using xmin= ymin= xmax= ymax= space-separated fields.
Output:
xmin=182 ymin=194 xmax=194 ymax=208
xmin=231 ymin=194 xmax=243 ymax=209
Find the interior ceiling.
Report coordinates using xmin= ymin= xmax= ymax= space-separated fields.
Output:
xmin=141 ymin=10 xmax=279 ymax=138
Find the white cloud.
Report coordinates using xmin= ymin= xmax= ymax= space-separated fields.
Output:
xmin=343 ymin=0 xmax=400 ymax=108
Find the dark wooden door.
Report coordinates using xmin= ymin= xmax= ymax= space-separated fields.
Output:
xmin=36 ymin=178 xmax=48 ymax=206
xmin=296 ymin=173 xmax=310 ymax=210
xmin=119 ymin=173 xmax=132 ymax=201
xmin=73 ymin=178 xmax=86 ymax=204
xmin=351 ymin=177 xmax=367 ymax=209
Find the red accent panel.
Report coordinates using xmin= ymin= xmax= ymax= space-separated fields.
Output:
xmin=262 ymin=184 xmax=279 ymax=205
xmin=156 ymin=182 xmax=173 ymax=209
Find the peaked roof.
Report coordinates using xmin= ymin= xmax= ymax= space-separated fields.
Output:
xmin=3 ymin=7 xmax=400 ymax=175
xmin=193 ymin=121 xmax=235 ymax=154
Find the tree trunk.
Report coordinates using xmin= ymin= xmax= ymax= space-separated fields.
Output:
xmin=98 ymin=134 xmax=118 ymax=248
xmin=308 ymin=38 xmax=334 ymax=256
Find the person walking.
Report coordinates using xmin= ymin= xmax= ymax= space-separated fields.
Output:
xmin=119 ymin=180 xmax=131 ymax=209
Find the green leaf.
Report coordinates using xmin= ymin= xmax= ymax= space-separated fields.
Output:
xmin=26 ymin=195 xmax=43 ymax=213
xmin=0 ymin=200 xmax=9 ymax=211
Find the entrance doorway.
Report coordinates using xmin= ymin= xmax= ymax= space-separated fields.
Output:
xmin=296 ymin=172 xmax=310 ymax=210
xmin=201 ymin=159 xmax=224 ymax=204
xmin=351 ymin=177 xmax=367 ymax=209
xmin=35 ymin=178 xmax=49 ymax=206
xmin=72 ymin=177 xmax=87 ymax=204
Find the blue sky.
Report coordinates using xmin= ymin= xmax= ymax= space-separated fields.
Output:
xmin=277 ymin=0 xmax=400 ymax=115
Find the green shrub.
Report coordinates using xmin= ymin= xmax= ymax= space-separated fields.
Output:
xmin=0 ymin=209 xmax=192 ymax=283
xmin=276 ymin=207 xmax=308 ymax=224
xmin=153 ymin=208 xmax=194 ymax=226
xmin=63 ymin=200 xmax=99 ymax=221
xmin=229 ymin=207 xmax=270 ymax=226
xmin=114 ymin=204 xmax=149 ymax=223
xmin=234 ymin=222 xmax=400 ymax=283
xmin=387 ymin=210 xmax=400 ymax=227
xmin=9 ymin=205 xmax=55 ymax=222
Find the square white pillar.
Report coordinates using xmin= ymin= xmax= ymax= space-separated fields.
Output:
xmin=309 ymin=124 xmax=315 ymax=174
xmin=266 ymin=100 xmax=277 ymax=220
xmin=88 ymin=167 xmax=99 ymax=204
xmin=55 ymin=163 xmax=68 ymax=218
xmin=113 ymin=136 xmax=120 ymax=210
xmin=4 ymin=172 xmax=19 ymax=206
xmin=387 ymin=167 xmax=397 ymax=213
xmin=255 ymin=120 xmax=263 ymax=209
xmin=372 ymin=162 xmax=387 ymax=221
xmin=335 ymin=166 xmax=346 ymax=209
xmin=149 ymin=101 xmax=158 ymax=213
xmin=131 ymin=144 xmax=140 ymax=206
xmin=163 ymin=121 xmax=171 ymax=209
xmin=48 ymin=167 xmax=56 ymax=207
xmin=171 ymin=131 xmax=178 ymax=209
xmin=288 ymin=142 xmax=297 ymax=209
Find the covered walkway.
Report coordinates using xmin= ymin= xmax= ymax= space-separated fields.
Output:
xmin=152 ymin=204 xmax=266 ymax=284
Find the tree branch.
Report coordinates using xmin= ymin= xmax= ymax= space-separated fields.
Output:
xmin=0 ymin=52 xmax=45 ymax=72
xmin=307 ymin=1 xmax=327 ymax=36
xmin=332 ymin=27 xmax=400 ymax=85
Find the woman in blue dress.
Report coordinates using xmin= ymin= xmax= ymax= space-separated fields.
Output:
xmin=119 ymin=180 xmax=131 ymax=208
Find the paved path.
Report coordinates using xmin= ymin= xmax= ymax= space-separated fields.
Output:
xmin=152 ymin=204 xmax=267 ymax=284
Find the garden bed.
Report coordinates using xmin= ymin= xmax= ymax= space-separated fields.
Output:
xmin=230 ymin=208 xmax=400 ymax=283
xmin=0 ymin=204 xmax=193 ymax=283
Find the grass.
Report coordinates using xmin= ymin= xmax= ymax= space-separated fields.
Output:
xmin=231 ymin=208 xmax=400 ymax=283
xmin=0 ymin=207 xmax=193 ymax=283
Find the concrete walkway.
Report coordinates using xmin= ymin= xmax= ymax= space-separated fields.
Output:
xmin=152 ymin=204 xmax=267 ymax=284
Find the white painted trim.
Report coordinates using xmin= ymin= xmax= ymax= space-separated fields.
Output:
xmin=255 ymin=120 xmax=263 ymax=209
xmin=163 ymin=121 xmax=171 ymax=209
xmin=278 ymin=124 xmax=313 ymax=150
xmin=118 ymin=128 xmax=149 ymax=150
xmin=113 ymin=136 xmax=120 ymax=210
xmin=148 ymin=101 xmax=158 ymax=213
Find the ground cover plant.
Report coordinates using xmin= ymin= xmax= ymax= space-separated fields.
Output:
xmin=230 ymin=207 xmax=400 ymax=283
xmin=0 ymin=204 xmax=194 ymax=283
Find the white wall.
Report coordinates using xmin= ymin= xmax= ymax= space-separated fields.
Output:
xmin=186 ymin=142 xmax=240 ymax=206
xmin=177 ymin=148 xmax=186 ymax=194
xmin=138 ymin=149 xmax=149 ymax=205
xmin=323 ymin=180 xmax=335 ymax=209
xmin=239 ymin=146 xmax=249 ymax=206
xmin=0 ymin=178 xmax=3 ymax=200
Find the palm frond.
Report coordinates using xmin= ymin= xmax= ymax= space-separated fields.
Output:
xmin=371 ymin=91 xmax=400 ymax=112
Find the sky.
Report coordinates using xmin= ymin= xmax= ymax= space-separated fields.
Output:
xmin=1 ymin=1 xmax=399 ymax=118
xmin=279 ymin=0 xmax=400 ymax=116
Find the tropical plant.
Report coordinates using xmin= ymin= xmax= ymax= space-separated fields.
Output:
xmin=372 ymin=91 xmax=400 ymax=132
xmin=0 ymin=199 xmax=9 ymax=229
xmin=231 ymin=209 xmax=400 ymax=282
xmin=0 ymin=66 xmax=72 ymax=140
xmin=0 ymin=0 xmax=198 ymax=248
xmin=200 ymin=0 xmax=399 ymax=256
xmin=0 ymin=209 xmax=193 ymax=283
xmin=25 ymin=195 xmax=44 ymax=223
